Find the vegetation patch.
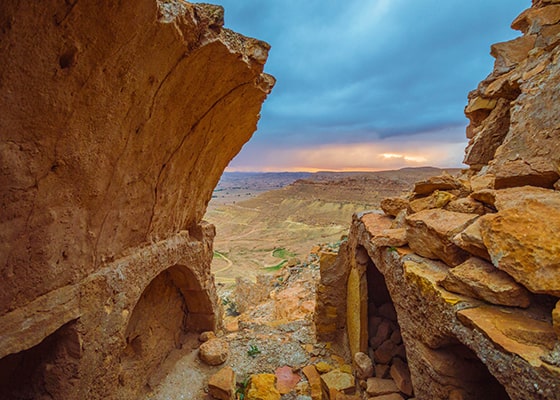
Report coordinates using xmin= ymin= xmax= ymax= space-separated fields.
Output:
xmin=263 ymin=259 xmax=288 ymax=271
xmin=272 ymin=247 xmax=296 ymax=259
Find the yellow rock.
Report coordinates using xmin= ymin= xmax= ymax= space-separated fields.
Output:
xmin=339 ymin=364 xmax=353 ymax=374
xmin=246 ymin=374 xmax=280 ymax=400
xmin=465 ymin=97 xmax=497 ymax=114
xmin=315 ymin=361 xmax=333 ymax=373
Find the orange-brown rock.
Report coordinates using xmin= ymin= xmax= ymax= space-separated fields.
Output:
xmin=479 ymin=199 xmax=560 ymax=295
xmin=0 ymin=0 xmax=273 ymax=398
xmin=199 ymin=338 xmax=230 ymax=366
xmin=208 ymin=366 xmax=236 ymax=400
xmin=445 ymin=197 xmax=486 ymax=215
xmin=438 ymin=257 xmax=531 ymax=308
xmin=390 ymin=358 xmax=413 ymax=397
xmin=302 ymin=365 xmax=323 ymax=400
xmin=353 ymin=352 xmax=374 ymax=380
xmin=405 ymin=209 xmax=478 ymax=266
xmin=380 ymin=197 xmax=410 ymax=217
xmin=365 ymin=378 xmax=399 ymax=396
xmin=413 ymin=174 xmax=467 ymax=196
xmin=452 ymin=218 xmax=490 ymax=261
xmin=320 ymin=369 xmax=356 ymax=395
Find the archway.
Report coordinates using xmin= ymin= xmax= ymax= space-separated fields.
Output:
xmin=0 ymin=320 xmax=81 ymax=399
xmin=119 ymin=264 xmax=215 ymax=391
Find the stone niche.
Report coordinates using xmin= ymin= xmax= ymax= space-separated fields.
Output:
xmin=0 ymin=0 xmax=273 ymax=398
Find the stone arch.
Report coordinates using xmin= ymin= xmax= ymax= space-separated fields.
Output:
xmin=119 ymin=264 xmax=215 ymax=391
xmin=0 ymin=320 xmax=81 ymax=399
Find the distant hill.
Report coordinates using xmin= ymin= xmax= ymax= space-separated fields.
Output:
xmin=205 ymin=167 xmax=461 ymax=284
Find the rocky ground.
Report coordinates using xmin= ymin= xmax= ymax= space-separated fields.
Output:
xmin=148 ymin=243 xmax=414 ymax=400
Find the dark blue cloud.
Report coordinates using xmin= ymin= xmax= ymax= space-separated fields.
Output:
xmin=210 ymin=0 xmax=529 ymax=167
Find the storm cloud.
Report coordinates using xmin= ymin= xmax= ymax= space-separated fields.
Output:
xmin=211 ymin=0 xmax=529 ymax=171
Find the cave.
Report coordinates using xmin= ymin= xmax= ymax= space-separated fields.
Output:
xmin=359 ymin=246 xmax=510 ymax=400
xmin=119 ymin=264 xmax=215 ymax=390
xmin=423 ymin=341 xmax=512 ymax=400
xmin=0 ymin=320 xmax=81 ymax=400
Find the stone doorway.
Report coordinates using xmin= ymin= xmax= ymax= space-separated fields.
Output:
xmin=0 ymin=320 xmax=81 ymax=399
xmin=119 ymin=264 xmax=215 ymax=392
xmin=362 ymin=246 xmax=414 ymax=398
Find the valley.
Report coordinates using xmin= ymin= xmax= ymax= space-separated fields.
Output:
xmin=205 ymin=167 xmax=460 ymax=285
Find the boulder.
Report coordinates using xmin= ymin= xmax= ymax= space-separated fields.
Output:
xmin=246 ymin=374 xmax=280 ymax=400
xmin=413 ymin=174 xmax=467 ymax=196
xmin=406 ymin=209 xmax=479 ymax=266
xmin=367 ymin=394 xmax=404 ymax=400
xmin=274 ymin=366 xmax=301 ymax=395
xmin=439 ymin=257 xmax=531 ymax=307
xmin=390 ymin=358 xmax=413 ymax=396
xmin=365 ymin=378 xmax=399 ymax=396
xmin=353 ymin=352 xmax=374 ymax=380
xmin=208 ymin=366 xmax=236 ymax=400
xmin=373 ymin=340 xmax=397 ymax=365
xmin=445 ymin=197 xmax=486 ymax=215
xmin=199 ymin=338 xmax=229 ymax=366
xmin=490 ymin=35 xmax=536 ymax=72
xmin=381 ymin=197 xmax=409 ymax=217
xmin=479 ymin=200 xmax=560 ymax=295
xmin=408 ymin=191 xmax=455 ymax=214
xmin=452 ymin=217 xmax=491 ymax=261
xmin=320 ymin=369 xmax=356 ymax=395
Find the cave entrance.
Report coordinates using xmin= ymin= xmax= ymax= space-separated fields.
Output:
xmin=0 ymin=320 xmax=81 ymax=400
xmin=120 ymin=264 xmax=215 ymax=390
xmin=359 ymin=245 xmax=414 ymax=398
xmin=426 ymin=342 xmax=511 ymax=400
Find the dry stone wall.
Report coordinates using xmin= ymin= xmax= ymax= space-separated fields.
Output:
xmin=317 ymin=1 xmax=560 ymax=399
xmin=0 ymin=1 xmax=273 ymax=398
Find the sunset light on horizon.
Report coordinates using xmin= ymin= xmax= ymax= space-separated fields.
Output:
xmin=212 ymin=0 xmax=529 ymax=172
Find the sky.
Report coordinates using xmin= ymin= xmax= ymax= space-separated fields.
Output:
xmin=210 ymin=0 xmax=530 ymax=172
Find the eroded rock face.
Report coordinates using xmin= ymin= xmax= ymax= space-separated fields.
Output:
xmin=0 ymin=1 xmax=273 ymax=398
xmin=316 ymin=2 xmax=560 ymax=399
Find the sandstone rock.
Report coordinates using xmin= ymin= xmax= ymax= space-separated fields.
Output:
xmin=490 ymin=35 xmax=536 ymax=72
xmin=0 ymin=0 xmax=274 ymax=397
xmin=452 ymin=212 xmax=491 ymax=262
xmin=365 ymin=378 xmax=399 ymax=396
xmin=275 ymin=366 xmax=301 ymax=395
xmin=375 ymin=364 xmax=390 ymax=379
xmin=445 ymin=197 xmax=486 ymax=215
xmin=512 ymin=4 xmax=560 ymax=33
xmin=353 ymin=352 xmax=374 ymax=380
xmin=479 ymin=200 xmax=560 ymax=295
xmin=381 ymin=197 xmax=409 ymax=217
xmin=315 ymin=361 xmax=334 ymax=373
xmin=320 ymin=369 xmax=356 ymax=395
xmin=390 ymin=330 xmax=402 ymax=345
xmin=464 ymin=98 xmax=512 ymax=169
xmin=302 ymin=365 xmax=322 ymax=400
xmin=458 ymin=305 xmax=557 ymax=366
xmin=439 ymin=257 xmax=531 ymax=308
xmin=334 ymin=394 xmax=361 ymax=400
xmin=246 ymin=374 xmax=280 ymax=400
xmin=367 ymin=394 xmax=404 ymax=400
xmin=374 ymin=340 xmax=397 ymax=365
xmin=490 ymin=186 xmax=560 ymax=211
xmin=390 ymin=209 xmax=408 ymax=229
xmin=390 ymin=358 xmax=414 ymax=396
xmin=208 ymin=366 xmax=235 ymax=400
xmin=370 ymin=320 xmax=393 ymax=349
xmin=553 ymin=301 xmax=560 ymax=339
xmin=413 ymin=174 xmax=466 ymax=196
xmin=370 ymin=229 xmax=408 ymax=248
xmin=470 ymin=189 xmax=497 ymax=207
xmin=408 ymin=191 xmax=456 ymax=214
xmin=200 ymin=331 xmax=216 ymax=342
xmin=470 ymin=174 xmax=495 ymax=192
xmin=405 ymin=209 xmax=479 ymax=266
xmin=199 ymin=338 xmax=229 ymax=366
